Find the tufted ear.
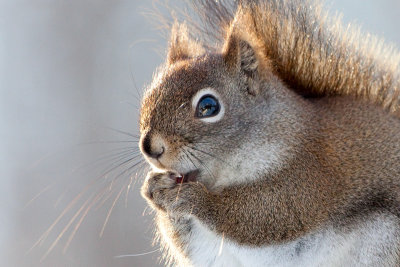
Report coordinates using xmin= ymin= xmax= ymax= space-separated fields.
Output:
xmin=167 ymin=22 xmax=205 ymax=65
xmin=223 ymin=33 xmax=261 ymax=95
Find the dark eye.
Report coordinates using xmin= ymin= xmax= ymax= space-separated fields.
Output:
xmin=196 ymin=95 xmax=220 ymax=118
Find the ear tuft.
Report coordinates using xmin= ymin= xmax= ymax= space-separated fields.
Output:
xmin=223 ymin=32 xmax=261 ymax=95
xmin=239 ymin=40 xmax=258 ymax=76
xmin=223 ymin=34 xmax=259 ymax=74
xmin=167 ymin=22 xmax=205 ymax=65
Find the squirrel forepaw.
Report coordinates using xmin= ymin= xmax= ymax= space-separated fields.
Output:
xmin=163 ymin=182 xmax=204 ymax=216
xmin=141 ymin=171 xmax=206 ymax=215
xmin=141 ymin=171 xmax=176 ymax=211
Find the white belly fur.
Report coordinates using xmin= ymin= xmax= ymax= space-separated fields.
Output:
xmin=181 ymin=213 xmax=400 ymax=267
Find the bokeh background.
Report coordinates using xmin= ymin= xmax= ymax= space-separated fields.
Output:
xmin=1 ymin=0 xmax=400 ymax=266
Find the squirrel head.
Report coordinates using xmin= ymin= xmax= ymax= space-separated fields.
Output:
xmin=139 ymin=23 xmax=308 ymax=189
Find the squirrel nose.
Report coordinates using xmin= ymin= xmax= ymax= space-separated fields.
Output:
xmin=141 ymin=132 xmax=165 ymax=159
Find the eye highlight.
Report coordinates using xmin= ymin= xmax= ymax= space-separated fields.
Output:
xmin=196 ymin=95 xmax=220 ymax=118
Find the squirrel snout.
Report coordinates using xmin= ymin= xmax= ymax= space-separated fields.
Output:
xmin=141 ymin=132 xmax=165 ymax=159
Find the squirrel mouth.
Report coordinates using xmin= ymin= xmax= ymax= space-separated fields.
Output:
xmin=176 ymin=170 xmax=199 ymax=184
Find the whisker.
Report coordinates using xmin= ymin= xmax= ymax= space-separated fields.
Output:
xmin=96 ymin=155 xmax=143 ymax=183
xmin=94 ymin=185 xmax=119 ymax=211
xmin=31 ymin=132 xmax=147 ymax=259
xmin=31 ymin=155 xmax=141 ymax=256
xmin=63 ymin=187 xmax=111 ymax=253
xmin=125 ymin=175 xmax=135 ymax=208
xmin=110 ymin=159 xmax=145 ymax=183
xmin=99 ymin=159 xmax=145 ymax=199
xmin=114 ymin=248 xmax=160 ymax=258
xmin=181 ymin=149 xmax=198 ymax=171
xmin=77 ymin=140 xmax=138 ymax=145
xmin=41 ymin=193 xmax=95 ymax=261
xmin=180 ymin=150 xmax=194 ymax=172
xmin=24 ymin=184 xmax=53 ymax=209
xmin=99 ymin=181 xmax=127 ymax=237
xmin=94 ymin=161 xmax=145 ymax=211
xmin=104 ymin=126 xmax=140 ymax=139
xmin=29 ymin=180 xmax=96 ymax=254
xmin=125 ymin=163 xmax=146 ymax=207
xmin=72 ymin=149 xmax=139 ymax=175
xmin=189 ymin=145 xmax=235 ymax=169
xmin=142 ymin=206 xmax=150 ymax=216
xmin=28 ymin=151 xmax=54 ymax=169
xmin=101 ymin=153 xmax=141 ymax=174
xmin=175 ymin=182 xmax=183 ymax=203
xmin=128 ymin=53 xmax=144 ymax=102
xmin=54 ymin=190 xmax=67 ymax=208
xmin=64 ymin=158 xmax=141 ymax=251
xmin=186 ymin=148 xmax=216 ymax=182
xmin=119 ymin=100 xmax=139 ymax=109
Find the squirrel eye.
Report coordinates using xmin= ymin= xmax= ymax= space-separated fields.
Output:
xmin=196 ymin=95 xmax=220 ymax=118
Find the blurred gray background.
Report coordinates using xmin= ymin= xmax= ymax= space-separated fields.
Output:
xmin=1 ymin=0 xmax=400 ymax=266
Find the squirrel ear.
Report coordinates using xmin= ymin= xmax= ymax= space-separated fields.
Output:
xmin=223 ymin=34 xmax=260 ymax=95
xmin=167 ymin=22 xmax=205 ymax=65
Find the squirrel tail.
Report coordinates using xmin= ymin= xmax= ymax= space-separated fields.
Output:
xmin=190 ymin=0 xmax=400 ymax=115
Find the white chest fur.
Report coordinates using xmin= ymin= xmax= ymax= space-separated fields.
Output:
xmin=180 ymin=214 xmax=400 ymax=267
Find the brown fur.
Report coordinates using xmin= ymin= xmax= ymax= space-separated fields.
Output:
xmin=177 ymin=0 xmax=400 ymax=114
xmin=139 ymin=0 xmax=400 ymax=265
